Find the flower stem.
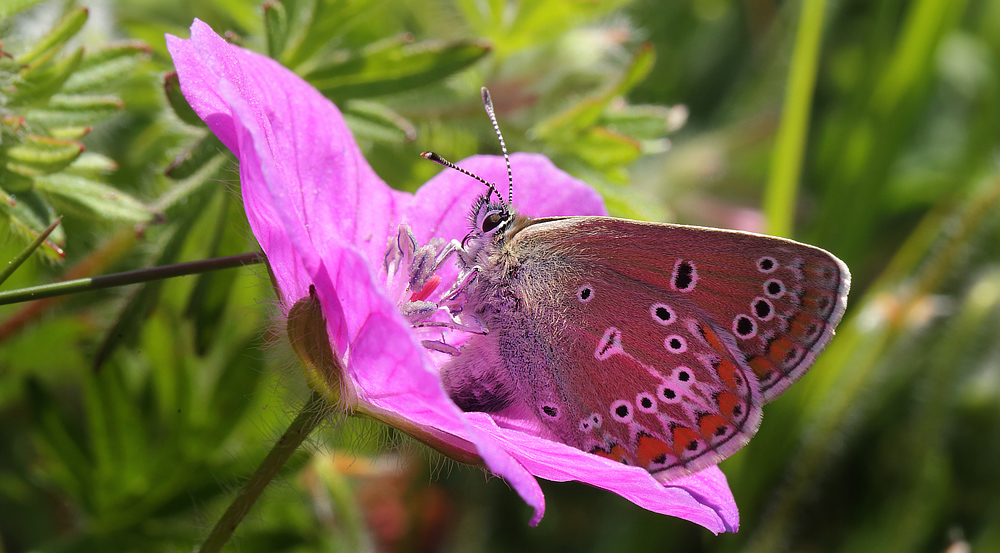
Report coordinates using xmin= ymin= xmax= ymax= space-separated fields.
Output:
xmin=0 ymin=252 xmax=264 ymax=306
xmin=0 ymin=217 xmax=62 ymax=286
xmin=199 ymin=390 xmax=328 ymax=553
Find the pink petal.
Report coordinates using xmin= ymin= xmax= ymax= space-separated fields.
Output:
xmin=167 ymin=19 xmax=549 ymax=518
xmin=466 ymin=413 xmax=737 ymax=532
xmin=166 ymin=20 xmax=406 ymax=286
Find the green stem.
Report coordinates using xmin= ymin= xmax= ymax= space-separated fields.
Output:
xmin=199 ymin=390 xmax=328 ymax=553
xmin=763 ymin=0 xmax=827 ymax=237
xmin=0 ymin=217 xmax=62 ymax=286
xmin=0 ymin=252 xmax=264 ymax=306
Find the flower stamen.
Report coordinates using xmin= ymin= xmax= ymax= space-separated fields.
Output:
xmin=409 ymin=274 xmax=441 ymax=302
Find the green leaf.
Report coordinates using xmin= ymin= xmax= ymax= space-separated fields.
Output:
xmin=264 ymin=0 xmax=289 ymax=60
xmin=0 ymin=216 xmax=61 ymax=286
xmin=33 ymin=173 xmax=152 ymax=222
xmin=48 ymin=126 xmax=93 ymax=140
xmin=153 ymin=155 xmax=231 ymax=218
xmin=599 ymin=104 xmax=685 ymax=141
xmin=5 ymin=135 xmax=85 ymax=177
xmin=534 ymin=42 xmax=655 ymax=138
xmin=26 ymin=378 xmax=94 ymax=501
xmin=202 ymin=0 xmax=264 ymax=37
xmin=564 ymin=127 xmax=642 ymax=169
xmin=164 ymin=132 xmax=225 ymax=180
xmin=9 ymin=46 xmax=85 ymax=106
xmin=163 ymin=71 xmax=204 ymax=127
xmin=82 ymin=365 xmax=148 ymax=515
xmin=342 ymin=99 xmax=417 ymax=143
xmin=92 ymin=182 xmax=219 ymax=370
xmin=304 ymin=38 xmax=491 ymax=99
xmin=280 ymin=0 xmax=375 ymax=69
xmin=61 ymin=41 xmax=151 ymax=94
xmin=184 ymin=199 xmax=235 ymax=354
xmin=0 ymin=0 xmax=48 ymax=19
xmin=0 ymin=188 xmax=66 ymax=259
xmin=16 ymin=7 xmax=89 ymax=67
xmin=23 ymin=94 xmax=124 ymax=127
xmin=65 ymin=152 xmax=119 ymax=178
xmin=0 ymin=170 xmax=34 ymax=193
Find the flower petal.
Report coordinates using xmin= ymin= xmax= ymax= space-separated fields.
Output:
xmin=167 ymin=19 xmax=552 ymax=521
xmin=466 ymin=413 xmax=737 ymax=532
xmin=167 ymin=20 xmax=406 ymax=284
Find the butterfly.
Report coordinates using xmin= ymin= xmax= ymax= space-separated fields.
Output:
xmin=403 ymin=88 xmax=850 ymax=481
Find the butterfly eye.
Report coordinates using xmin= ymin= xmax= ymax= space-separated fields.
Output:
xmin=482 ymin=212 xmax=504 ymax=233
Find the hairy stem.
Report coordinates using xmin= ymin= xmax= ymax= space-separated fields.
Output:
xmin=199 ymin=390 xmax=328 ymax=553
xmin=0 ymin=252 xmax=264 ymax=305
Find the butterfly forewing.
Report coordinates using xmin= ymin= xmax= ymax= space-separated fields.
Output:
xmin=503 ymin=217 xmax=849 ymax=478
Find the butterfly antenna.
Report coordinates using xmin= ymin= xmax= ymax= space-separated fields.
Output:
xmin=481 ymin=87 xmax=513 ymax=206
xmin=419 ymin=151 xmax=498 ymax=203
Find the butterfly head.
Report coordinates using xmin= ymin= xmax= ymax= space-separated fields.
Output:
xmin=423 ymin=87 xmax=521 ymax=260
xmin=469 ymin=191 xmax=512 ymax=238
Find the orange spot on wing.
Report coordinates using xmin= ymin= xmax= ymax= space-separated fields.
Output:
xmin=767 ymin=336 xmax=796 ymax=364
xmin=715 ymin=358 xmax=741 ymax=389
xmin=671 ymin=426 xmax=702 ymax=457
xmin=700 ymin=323 xmax=728 ymax=353
xmin=591 ymin=444 xmax=630 ymax=464
xmin=716 ymin=391 xmax=745 ymax=423
xmin=698 ymin=413 xmax=731 ymax=440
xmin=789 ymin=314 xmax=822 ymax=343
xmin=802 ymin=291 xmax=834 ymax=316
xmin=748 ymin=356 xmax=776 ymax=380
xmin=636 ymin=433 xmax=674 ymax=468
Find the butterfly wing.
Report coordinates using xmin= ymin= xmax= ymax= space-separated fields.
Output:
xmin=495 ymin=216 xmax=849 ymax=479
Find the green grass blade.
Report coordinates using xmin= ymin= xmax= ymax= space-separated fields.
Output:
xmin=764 ymin=0 xmax=827 ymax=238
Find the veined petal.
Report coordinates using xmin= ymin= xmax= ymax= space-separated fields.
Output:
xmin=167 ymin=20 xmax=406 ymax=287
xmin=466 ymin=413 xmax=738 ymax=532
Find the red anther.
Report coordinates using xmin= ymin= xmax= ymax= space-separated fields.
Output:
xmin=409 ymin=274 xmax=442 ymax=302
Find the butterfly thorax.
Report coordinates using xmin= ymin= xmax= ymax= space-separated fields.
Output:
xmin=442 ymin=209 xmax=577 ymax=416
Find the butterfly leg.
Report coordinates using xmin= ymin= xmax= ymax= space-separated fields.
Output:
xmin=385 ymin=224 xmax=487 ymax=351
xmin=420 ymin=339 xmax=461 ymax=356
xmin=413 ymin=317 xmax=487 ymax=334
xmin=438 ymin=267 xmax=480 ymax=315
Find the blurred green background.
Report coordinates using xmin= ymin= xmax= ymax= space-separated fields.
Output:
xmin=2 ymin=0 xmax=1000 ymax=551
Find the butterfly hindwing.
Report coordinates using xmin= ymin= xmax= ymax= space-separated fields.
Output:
xmin=497 ymin=216 xmax=849 ymax=478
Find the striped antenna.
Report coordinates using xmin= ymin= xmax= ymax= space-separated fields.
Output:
xmin=419 ymin=151 xmax=498 ymax=204
xmin=480 ymin=87 xmax=513 ymax=206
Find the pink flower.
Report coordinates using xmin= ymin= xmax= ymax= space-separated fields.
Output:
xmin=166 ymin=19 xmax=739 ymax=533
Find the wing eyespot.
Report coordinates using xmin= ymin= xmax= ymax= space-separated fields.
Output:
xmin=733 ymin=315 xmax=757 ymax=339
xmin=664 ymin=334 xmax=688 ymax=353
xmin=757 ymin=256 xmax=778 ymax=273
xmin=650 ymin=303 xmax=675 ymax=325
xmin=671 ymin=260 xmax=698 ymax=292
xmin=636 ymin=392 xmax=658 ymax=413
xmin=610 ymin=400 xmax=633 ymax=422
